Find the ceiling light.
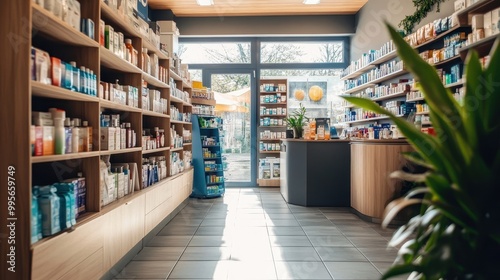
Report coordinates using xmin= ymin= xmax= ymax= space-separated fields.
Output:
xmin=303 ymin=0 xmax=320 ymax=4
xmin=196 ymin=0 xmax=214 ymax=6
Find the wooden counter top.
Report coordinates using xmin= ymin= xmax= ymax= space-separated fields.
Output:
xmin=281 ymin=139 xmax=351 ymax=143
xmin=349 ymin=138 xmax=409 ymax=144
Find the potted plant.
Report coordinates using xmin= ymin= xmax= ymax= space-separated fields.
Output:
xmin=284 ymin=103 xmax=308 ymax=138
xmin=342 ymin=23 xmax=500 ymax=279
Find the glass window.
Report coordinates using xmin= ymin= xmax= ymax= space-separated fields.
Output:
xmin=260 ymin=42 xmax=344 ymax=63
xmin=261 ymin=69 xmax=344 ymax=121
xmin=188 ymin=69 xmax=202 ymax=82
xmin=179 ymin=42 xmax=251 ymax=64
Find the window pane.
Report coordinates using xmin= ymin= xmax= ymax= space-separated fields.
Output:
xmin=188 ymin=69 xmax=202 ymax=82
xmin=261 ymin=69 xmax=344 ymax=121
xmin=260 ymin=42 xmax=343 ymax=63
xmin=179 ymin=42 xmax=251 ymax=64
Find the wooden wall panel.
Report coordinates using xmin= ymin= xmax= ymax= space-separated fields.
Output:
xmin=58 ymin=248 xmax=103 ymax=280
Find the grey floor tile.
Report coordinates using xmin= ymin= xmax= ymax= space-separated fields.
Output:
xmin=274 ymin=261 xmax=332 ymax=279
xmin=323 ymin=212 xmax=360 ymax=220
xmin=262 ymin=207 xmax=292 ymax=213
xmin=347 ymin=237 xmax=392 ymax=248
xmin=169 ymin=261 xmax=230 ymax=279
xmin=315 ymin=247 xmax=368 ymax=262
xmin=339 ymin=227 xmax=383 ymax=237
xmin=272 ymin=247 xmax=322 ymax=261
xmin=301 ymin=226 xmax=342 ymax=236
xmin=175 ymin=212 xmax=208 ymax=219
xmin=168 ymin=218 xmax=204 ymax=226
xmin=189 ymin=236 xmax=233 ymax=247
xmin=371 ymin=262 xmax=409 ymax=280
xmin=114 ymin=261 xmax=175 ymax=279
xmin=308 ymin=236 xmax=353 ymax=247
xmin=268 ymin=226 xmax=306 ymax=236
xmin=357 ymin=247 xmax=399 ymax=262
xmin=158 ymin=225 xmax=198 ymax=236
xmin=265 ymin=213 xmax=297 ymax=220
xmin=294 ymin=213 xmax=327 ymax=220
xmin=147 ymin=236 xmax=192 ymax=247
xmin=180 ymin=247 xmax=231 ymax=261
xmin=269 ymin=236 xmax=312 ymax=247
xmin=236 ymin=208 xmax=265 ymax=214
xmin=324 ymin=261 xmax=381 ymax=279
xmin=235 ymin=219 xmax=267 ymax=227
xmin=133 ymin=247 xmax=185 ymax=261
xmin=227 ymin=261 xmax=278 ymax=279
xmin=319 ymin=207 xmax=352 ymax=213
xmin=231 ymin=245 xmax=274 ymax=261
xmin=195 ymin=226 xmax=235 ymax=236
xmin=298 ymin=220 xmax=335 ymax=227
xmin=266 ymin=219 xmax=301 ymax=227
xmin=330 ymin=220 xmax=372 ymax=227
xmin=201 ymin=218 xmax=235 ymax=227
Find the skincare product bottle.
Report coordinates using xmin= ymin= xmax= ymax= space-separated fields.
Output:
xmin=64 ymin=118 xmax=72 ymax=154
xmin=80 ymin=66 xmax=87 ymax=94
xmin=82 ymin=121 xmax=92 ymax=152
xmin=125 ymin=39 xmax=133 ymax=63
xmin=126 ymin=123 xmax=132 ymax=148
xmin=70 ymin=61 xmax=80 ymax=92
xmin=90 ymin=69 xmax=96 ymax=96
xmin=52 ymin=109 xmax=66 ymax=155
xmin=72 ymin=119 xmax=79 ymax=153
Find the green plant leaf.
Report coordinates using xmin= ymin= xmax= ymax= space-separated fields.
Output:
xmin=382 ymin=264 xmax=421 ymax=280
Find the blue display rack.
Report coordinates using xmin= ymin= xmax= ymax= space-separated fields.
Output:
xmin=190 ymin=114 xmax=225 ymax=198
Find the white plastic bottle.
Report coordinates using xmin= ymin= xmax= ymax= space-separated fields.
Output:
xmin=52 ymin=109 xmax=66 ymax=155
xmin=72 ymin=119 xmax=79 ymax=153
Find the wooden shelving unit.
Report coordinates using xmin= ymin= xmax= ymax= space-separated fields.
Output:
xmin=1 ymin=2 xmax=195 ymax=279
xmin=258 ymin=79 xmax=288 ymax=187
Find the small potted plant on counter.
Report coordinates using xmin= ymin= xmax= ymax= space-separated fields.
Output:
xmin=342 ymin=23 xmax=500 ymax=279
xmin=284 ymin=103 xmax=308 ymax=139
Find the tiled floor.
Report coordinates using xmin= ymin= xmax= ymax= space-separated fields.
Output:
xmin=112 ymin=188 xmax=405 ymax=280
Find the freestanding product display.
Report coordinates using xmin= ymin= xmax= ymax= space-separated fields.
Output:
xmin=258 ymin=78 xmax=288 ymax=187
xmin=191 ymin=114 xmax=226 ymax=198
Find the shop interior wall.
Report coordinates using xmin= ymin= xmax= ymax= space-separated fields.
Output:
xmin=351 ymin=0 xmax=456 ymax=60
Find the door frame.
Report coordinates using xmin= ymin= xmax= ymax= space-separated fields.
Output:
xmin=203 ymin=69 xmax=258 ymax=187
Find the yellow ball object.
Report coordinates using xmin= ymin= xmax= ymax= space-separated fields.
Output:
xmin=308 ymin=85 xmax=323 ymax=102
xmin=294 ymin=89 xmax=305 ymax=101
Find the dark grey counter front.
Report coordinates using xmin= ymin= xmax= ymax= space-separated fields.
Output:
xmin=280 ymin=139 xmax=351 ymax=207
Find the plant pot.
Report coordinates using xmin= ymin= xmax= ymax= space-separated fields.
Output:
xmin=293 ymin=127 xmax=303 ymax=139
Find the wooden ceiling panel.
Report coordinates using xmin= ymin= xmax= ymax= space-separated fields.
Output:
xmin=148 ymin=0 xmax=369 ymax=17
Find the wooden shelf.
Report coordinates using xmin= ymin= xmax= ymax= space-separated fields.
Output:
xmin=459 ymin=35 xmax=499 ymax=59
xmin=445 ymin=80 xmax=465 ymax=88
xmin=257 ymin=178 xmax=280 ymax=187
xmin=100 ymin=46 xmax=142 ymax=73
xmin=169 ymin=69 xmax=182 ymax=81
xmin=142 ymin=39 xmax=169 ymax=60
xmin=171 ymin=120 xmax=191 ymax=125
xmin=191 ymin=98 xmax=216 ymax=106
xmin=370 ymin=69 xmax=409 ymax=84
xmin=341 ymin=114 xmax=404 ymax=125
xmin=406 ymin=97 xmax=425 ymax=102
xmin=31 ymin=81 xmax=99 ymax=102
xmin=31 ymin=151 xmax=100 ymax=164
xmin=32 ymin=3 xmax=99 ymax=48
xmin=183 ymin=81 xmax=192 ymax=89
xmin=142 ymin=110 xmax=169 ymax=118
xmin=170 ymin=95 xmax=191 ymax=106
xmin=183 ymin=143 xmax=192 ymax=146
xmin=370 ymin=91 xmax=407 ymax=102
xmin=260 ymin=102 xmax=287 ymax=106
xmin=343 ymin=83 xmax=375 ymax=94
xmin=143 ymin=72 xmax=170 ymax=89
xmin=260 ymin=91 xmax=287 ymax=94
xmin=260 ymin=114 xmax=287 ymax=117
xmin=171 ymin=147 xmax=184 ymax=152
xmin=100 ymin=147 xmax=142 ymax=155
xmin=340 ymin=64 xmax=377 ymax=81
xmin=100 ymin=99 xmax=142 ymax=112
xmin=457 ymin=0 xmax=500 ymax=26
xmin=259 ymin=139 xmax=283 ymax=141
xmin=416 ymin=111 xmax=430 ymax=115
xmin=370 ymin=50 xmax=399 ymax=65
xmin=431 ymin=54 xmax=461 ymax=67
xmin=142 ymin=147 xmax=170 ymax=155
xmin=100 ymin=2 xmax=140 ymax=38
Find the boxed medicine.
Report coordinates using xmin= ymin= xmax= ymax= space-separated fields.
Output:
xmin=454 ymin=0 xmax=466 ymax=12
xmin=43 ymin=126 xmax=55 ymax=155
xmin=100 ymin=127 xmax=116 ymax=150
xmin=471 ymin=14 xmax=484 ymax=31
xmin=492 ymin=8 xmax=500 ymax=35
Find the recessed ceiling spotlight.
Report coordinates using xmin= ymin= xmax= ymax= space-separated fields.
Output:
xmin=303 ymin=0 xmax=320 ymax=4
xmin=196 ymin=0 xmax=214 ymax=6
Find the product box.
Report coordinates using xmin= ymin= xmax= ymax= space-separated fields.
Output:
xmin=100 ymin=127 xmax=116 ymax=150
xmin=81 ymin=18 xmax=95 ymax=40
xmin=113 ymin=32 xmax=120 ymax=56
xmin=105 ymin=25 xmax=114 ymax=52
xmin=118 ymin=32 xmax=124 ymax=58
xmin=33 ymin=117 xmax=54 ymax=126
xmin=34 ymin=126 xmax=44 ymax=156
xmin=50 ymin=57 xmax=62 ymax=87
xmin=483 ymin=11 xmax=492 ymax=37
xmin=136 ymin=0 xmax=148 ymax=21
xmin=67 ymin=0 xmax=81 ymax=31
xmin=471 ymin=14 xmax=484 ymax=31
xmin=33 ymin=47 xmax=51 ymax=85
xmin=42 ymin=126 xmax=55 ymax=155
xmin=492 ymin=8 xmax=500 ymax=35
xmin=454 ymin=0 xmax=466 ymax=12
xmin=99 ymin=20 xmax=105 ymax=46
xmin=115 ymin=127 xmax=121 ymax=150
xmin=123 ymin=85 xmax=138 ymax=107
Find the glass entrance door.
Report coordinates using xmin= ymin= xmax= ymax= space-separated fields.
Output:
xmin=205 ymin=71 xmax=256 ymax=187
